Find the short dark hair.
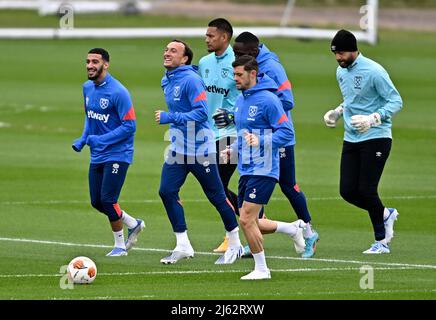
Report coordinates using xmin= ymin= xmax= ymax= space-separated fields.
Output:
xmin=88 ymin=48 xmax=110 ymax=62
xmin=232 ymin=54 xmax=258 ymax=74
xmin=172 ymin=39 xmax=193 ymax=65
xmin=234 ymin=32 xmax=259 ymax=46
xmin=208 ymin=18 xmax=233 ymax=39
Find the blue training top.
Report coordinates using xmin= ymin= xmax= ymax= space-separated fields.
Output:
xmin=232 ymin=73 xmax=294 ymax=180
xmin=73 ymin=73 xmax=136 ymax=164
xmin=257 ymin=44 xmax=296 ymax=146
xmin=160 ymin=65 xmax=215 ymax=157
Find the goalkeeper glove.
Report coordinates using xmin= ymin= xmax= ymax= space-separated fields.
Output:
xmin=350 ymin=112 xmax=381 ymax=133
xmin=323 ymin=105 xmax=344 ymax=128
xmin=212 ymin=108 xmax=234 ymax=129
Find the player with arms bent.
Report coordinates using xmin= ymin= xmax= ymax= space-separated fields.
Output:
xmin=222 ymin=55 xmax=306 ymax=280
xmin=324 ymin=30 xmax=402 ymax=254
xmin=72 ymin=48 xmax=144 ymax=257
xmin=156 ymin=40 xmax=243 ymax=265
xmin=232 ymin=32 xmax=318 ymax=258
xmin=198 ymin=18 xmax=242 ymax=253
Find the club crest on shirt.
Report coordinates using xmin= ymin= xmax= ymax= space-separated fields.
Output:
xmin=99 ymin=98 xmax=109 ymax=109
xmin=221 ymin=68 xmax=230 ymax=78
xmin=354 ymin=76 xmax=362 ymax=89
xmin=173 ymin=86 xmax=180 ymax=100
xmin=249 ymin=105 xmax=258 ymax=117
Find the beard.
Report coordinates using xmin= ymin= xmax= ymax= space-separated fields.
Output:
xmin=337 ymin=56 xmax=354 ymax=68
xmin=236 ymin=79 xmax=251 ymax=90
xmin=87 ymin=65 xmax=104 ymax=80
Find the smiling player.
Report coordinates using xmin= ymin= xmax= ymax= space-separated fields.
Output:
xmin=72 ymin=48 xmax=145 ymax=257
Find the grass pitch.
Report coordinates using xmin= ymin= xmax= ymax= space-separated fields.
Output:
xmin=0 ymin=28 xmax=435 ymax=300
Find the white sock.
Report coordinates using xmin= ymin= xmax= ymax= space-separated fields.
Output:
xmin=276 ymin=221 xmax=298 ymax=236
xmin=383 ymin=208 xmax=390 ymax=220
xmin=175 ymin=231 xmax=192 ymax=251
xmin=303 ymin=222 xmax=314 ymax=238
xmin=226 ymin=227 xmax=242 ymax=248
xmin=113 ymin=230 xmax=126 ymax=249
xmin=121 ymin=210 xmax=137 ymax=229
xmin=252 ymin=251 xmax=268 ymax=272
xmin=379 ymin=239 xmax=388 ymax=246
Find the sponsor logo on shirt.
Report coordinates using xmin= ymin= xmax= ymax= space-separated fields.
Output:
xmin=87 ymin=110 xmax=110 ymax=123
xmin=205 ymin=85 xmax=230 ymax=97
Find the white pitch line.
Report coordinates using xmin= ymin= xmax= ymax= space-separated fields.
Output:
xmin=2 ymin=194 xmax=436 ymax=206
xmin=268 ymin=255 xmax=436 ymax=269
xmin=1 ymin=237 xmax=436 ymax=270
xmin=0 ymin=266 xmax=419 ymax=279
xmin=0 ymin=237 xmax=125 ymax=250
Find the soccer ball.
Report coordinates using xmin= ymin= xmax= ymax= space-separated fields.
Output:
xmin=67 ymin=256 xmax=97 ymax=284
